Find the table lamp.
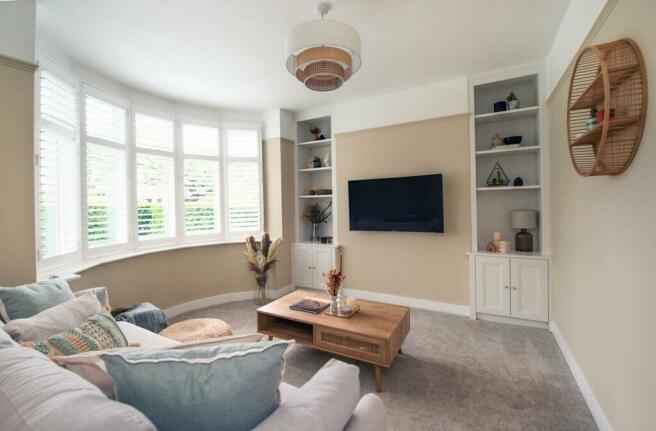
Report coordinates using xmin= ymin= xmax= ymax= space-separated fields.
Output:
xmin=511 ymin=210 xmax=538 ymax=252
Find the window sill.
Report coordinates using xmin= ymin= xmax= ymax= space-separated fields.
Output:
xmin=37 ymin=238 xmax=247 ymax=282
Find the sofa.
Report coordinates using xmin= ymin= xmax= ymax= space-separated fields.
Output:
xmin=0 ymin=287 xmax=386 ymax=431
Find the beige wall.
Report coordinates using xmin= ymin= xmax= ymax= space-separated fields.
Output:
xmin=548 ymin=0 xmax=656 ymax=429
xmin=263 ymin=137 xmax=295 ymax=291
xmin=70 ymin=137 xmax=295 ymax=309
xmin=335 ymin=115 xmax=470 ymax=305
xmin=0 ymin=57 xmax=37 ymax=285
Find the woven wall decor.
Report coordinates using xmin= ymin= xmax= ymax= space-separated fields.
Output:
xmin=567 ymin=39 xmax=647 ymax=176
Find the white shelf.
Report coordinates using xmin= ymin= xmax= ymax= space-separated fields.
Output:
xmin=475 ymin=145 xmax=540 ymax=158
xmin=298 ymin=194 xmax=333 ymax=199
xmin=476 ymin=185 xmax=541 ymax=192
xmin=298 ymin=167 xmax=332 ymax=172
xmin=474 ymin=106 xmax=539 ymax=125
xmin=298 ymin=138 xmax=332 ymax=148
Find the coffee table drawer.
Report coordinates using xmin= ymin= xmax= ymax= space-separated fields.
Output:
xmin=315 ymin=325 xmax=387 ymax=364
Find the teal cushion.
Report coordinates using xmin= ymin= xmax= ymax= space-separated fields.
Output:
xmin=100 ymin=341 xmax=291 ymax=431
xmin=0 ymin=279 xmax=74 ymax=321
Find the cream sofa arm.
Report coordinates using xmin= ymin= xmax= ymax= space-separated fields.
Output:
xmin=343 ymin=393 xmax=386 ymax=431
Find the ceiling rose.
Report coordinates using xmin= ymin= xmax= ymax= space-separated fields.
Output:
xmin=285 ymin=2 xmax=361 ymax=92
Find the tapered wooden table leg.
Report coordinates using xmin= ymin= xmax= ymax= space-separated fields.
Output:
xmin=374 ymin=365 xmax=383 ymax=393
xmin=267 ymin=335 xmax=273 ymax=341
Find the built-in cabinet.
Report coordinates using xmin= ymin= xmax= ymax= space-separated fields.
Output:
xmin=292 ymin=114 xmax=340 ymax=289
xmin=292 ymin=243 xmax=340 ymax=289
xmin=467 ymin=65 xmax=551 ymax=327
xmin=475 ymin=255 xmax=548 ymax=322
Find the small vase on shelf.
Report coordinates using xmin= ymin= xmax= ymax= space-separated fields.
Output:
xmin=311 ymin=223 xmax=319 ymax=242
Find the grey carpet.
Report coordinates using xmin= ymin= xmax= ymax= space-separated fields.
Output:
xmin=171 ymin=301 xmax=597 ymax=431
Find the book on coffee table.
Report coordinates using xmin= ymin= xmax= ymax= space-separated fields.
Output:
xmin=289 ymin=297 xmax=329 ymax=314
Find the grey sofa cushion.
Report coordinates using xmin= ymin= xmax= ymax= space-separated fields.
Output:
xmin=0 ymin=328 xmax=17 ymax=349
xmin=0 ymin=345 xmax=156 ymax=431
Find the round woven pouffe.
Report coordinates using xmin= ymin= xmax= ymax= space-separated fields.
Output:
xmin=160 ymin=318 xmax=233 ymax=342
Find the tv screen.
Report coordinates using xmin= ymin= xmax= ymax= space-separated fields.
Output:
xmin=348 ymin=174 xmax=444 ymax=233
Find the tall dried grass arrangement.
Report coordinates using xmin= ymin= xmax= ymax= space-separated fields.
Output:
xmin=244 ymin=233 xmax=282 ymax=288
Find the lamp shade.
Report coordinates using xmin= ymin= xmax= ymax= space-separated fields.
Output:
xmin=511 ymin=210 xmax=538 ymax=229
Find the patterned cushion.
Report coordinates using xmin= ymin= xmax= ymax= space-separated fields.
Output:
xmin=24 ymin=312 xmax=128 ymax=357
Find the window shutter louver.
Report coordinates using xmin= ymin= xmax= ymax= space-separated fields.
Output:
xmin=226 ymin=128 xmax=261 ymax=233
xmin=85 ymin=95 xmax=126 ymax=144
xmin=86 ymin=143 xmax=129 ymax=248
xmin=182 ymin=124 xmax=220 ymax=235
xmin=135 ymin=113 xmax=176 ymax=241
xmin=38 ymin=71 xmax=80 ymax=260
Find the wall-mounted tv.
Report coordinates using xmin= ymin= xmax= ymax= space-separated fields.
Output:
xmin=348 ymin=174 xmax=444 ymax=233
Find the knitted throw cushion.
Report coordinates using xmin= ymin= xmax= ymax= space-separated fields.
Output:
xmin=24 ymin=312 xmax=128 ymax=357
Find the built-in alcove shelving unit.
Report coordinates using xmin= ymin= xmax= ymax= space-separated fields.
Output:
xmin=295 ymin=116 xmax=335 ymax=243
xmin=467 ymin=66 xmax=551 ymax=326
xmin=292 ymin=115 xmax=340 ymax=290
xmin=469 ymin=71 xmax=548 ymax=254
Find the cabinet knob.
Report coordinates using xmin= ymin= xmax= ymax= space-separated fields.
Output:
xmin=308 ymin=265 xmax=312 ymax=269
xmin=512 ymin=286 xmax=518 ymax=290
xmin=504 ymin=285 xmax=509 ymax=290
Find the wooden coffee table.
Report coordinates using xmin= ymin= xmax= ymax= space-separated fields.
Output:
xmin=256 ymin=289 xmax=410 ymax=392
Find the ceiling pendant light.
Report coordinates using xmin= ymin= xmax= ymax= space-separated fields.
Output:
xmin=285 ymin=2 xmax=361 ymax=92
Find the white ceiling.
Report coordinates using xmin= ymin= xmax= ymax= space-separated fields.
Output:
xmin=36 ymin=0 xmax=571 ymax=113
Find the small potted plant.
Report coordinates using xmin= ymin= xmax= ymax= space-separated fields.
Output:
xmin=303 ymin=202 xmax=332 ymax=242
xmin=507 ymin=92 xmax=520 ymax=110
xmin=324 ymin=268 xmax=345 ymax=314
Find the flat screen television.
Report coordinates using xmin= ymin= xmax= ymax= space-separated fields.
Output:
xmin=348 ymin=174 xmax=444 ymax=233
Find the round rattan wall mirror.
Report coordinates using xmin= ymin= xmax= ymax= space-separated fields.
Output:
xmin=567 ymin=38 xmax=647 ymax=176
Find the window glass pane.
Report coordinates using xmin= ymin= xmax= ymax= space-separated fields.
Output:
xmin=135 ymin=113 xmax=174 ymax=151
xmin=38 ymin=128 xmax=80 ymax=258
xmin=184 ymin=159 xmax=220 ymax=235
xmin=136 ymin=153 xmax=176 ymax=240
xmin=40 ymin=71 xmax=77 ymax=130
xmin=226 ymin=129 xmax=258 ymax=158
xmin=86 ymin=143 xmax=128 ymax=248
xmin=227 ymin=161 xmax=260 ymax=232
xmin=85 ymin=95 xmax=126 ymax=144
xmin=183 ymin=124 xmax=219 ymax=157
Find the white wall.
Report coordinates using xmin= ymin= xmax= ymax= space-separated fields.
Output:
xmin=546 ymin=0 xmax=611 ymax=97
xmin=326 ymin=77 xmax=469 ymax=134
xmin=0 ymin=0 xmax=36 ymax=63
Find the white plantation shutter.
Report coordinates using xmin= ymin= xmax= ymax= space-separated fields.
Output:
xmin=135 ymin=112 xmax=175 ymax=241
xmin=85 ymin=95 xmax=126 ymax=144
xmin=135 ymin=113 xmax=174 ymax=151
xmin=84 ymin=90 xmax=129 ymax=250
xmin=136 ymin=154 xmax=176 ymax=239
xmin=86 ymin=143 xmax=128 ymax=247
xmin=182 ymin=124 xmax=221 ymax=235
xmin=37 ymin=70 xmax=80 ymax=260
xmin=225 ymin=127 xmax=261 ymax=233
xmin=184 ymin=159 xmax=220 ymax=234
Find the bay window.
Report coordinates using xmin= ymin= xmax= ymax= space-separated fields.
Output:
xmin=36 ymin=68 xmax=262 ymax=277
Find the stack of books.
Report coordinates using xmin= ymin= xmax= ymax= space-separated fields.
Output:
xmin=289 ymin=298 xmax=329 ymax=314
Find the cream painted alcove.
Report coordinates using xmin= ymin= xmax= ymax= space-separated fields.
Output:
xmin=547 ymin=0 xmax=656 ymax=429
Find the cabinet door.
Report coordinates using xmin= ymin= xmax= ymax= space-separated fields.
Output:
xmin=312 ymin=246 xmax=335 ymax=289
xmin=475 ymin=256 xmax=510 ymax=316
xmin=510 ymin=258 xmax=548 ymax=322
xmin=292 ymin=244 xmax=313 ymax=288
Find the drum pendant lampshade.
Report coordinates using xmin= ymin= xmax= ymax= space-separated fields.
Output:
xmin=285 ymin=3 xmax=361 ymax=91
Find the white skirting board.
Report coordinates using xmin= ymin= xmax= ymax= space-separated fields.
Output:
xmin=163 ymin=284 xmax=295 ymax=318
xmin=549 ymin=321 xmax=612 ymax=431
xmin=341 ymin=288 xmax=470 ymax=316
